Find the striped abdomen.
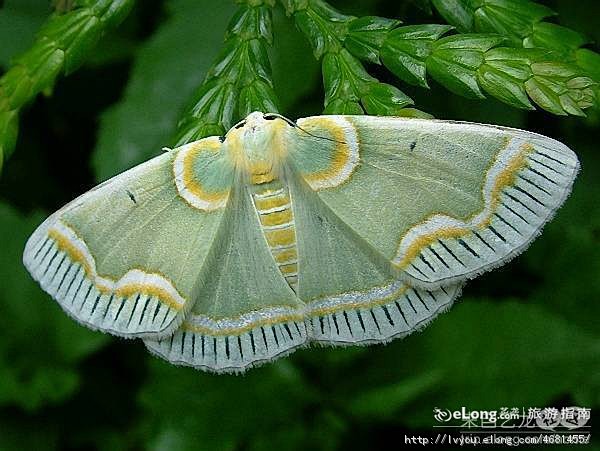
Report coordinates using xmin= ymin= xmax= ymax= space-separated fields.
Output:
xmin=251 ymin=182 xmax=298 ymax=292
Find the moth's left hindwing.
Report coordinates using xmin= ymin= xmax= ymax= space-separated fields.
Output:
xmin=23 ymin=137 xmax=233 ymax=339
xmin=288 ymin=116 xmax=579 ymax=288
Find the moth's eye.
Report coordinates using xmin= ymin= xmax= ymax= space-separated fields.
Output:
xmin=263 ymin=114 xmax=278 ymax=121
xmin=234 ymin=121 xmax=246 ymax=129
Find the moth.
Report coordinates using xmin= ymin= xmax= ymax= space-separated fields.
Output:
xmin=23 ymin=112 xmax=579 ymax=373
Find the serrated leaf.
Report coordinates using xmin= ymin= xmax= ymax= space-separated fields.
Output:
xmin=524 ymin=77 xmax=567 ymax=115
xmin=483 ymin=47 xmax=535 ymax=80
xmin=576 ymin=48 xmax=600 ymax=81
xmin=526 ymin=22 xmax=587 ymax=57
xmin=530 ymin=61 xmax=578 ymax=79
xmin=294 ymin=9 xmax=339 ymax=59
xmin=323 ymin=97 xmax=363 ymax=114
xmin=427 ymin=34 xmax=506 ymax=99
xmin=92 ymin=0 xmax=237 ymax=181
xmin=19 ymin=38 xmax=64 ymax=94
xmin=427 ymin=54 xmax=484 ymax=98
xmin=361 ymin=81 xmax=413 ymax=115
xmin=0 ymin=109 xmax=18 ymax=164
xmin=322 ymin=50 xmax=374 ymax=109
xmin=344 ymin=15 xmax=399 ymax=64
xmin=89 ymin=0 xmax=135 ymax=29
xmin=473 ymin=0 xmax=555 ymax=42
xmin=434 ymin=33 xmax=505 ymax=52
xmin=381 ymin=24 xmax=453 ymax=87
xmin=431 ymin=0 xmax=474 ymax=32
xmin=227 ymin=4 xmax=273 ymax=44
xmin=238 ymin=79 xmax=279 ymax=117
xmin=478 ymin=64 xmax=533 ymax=109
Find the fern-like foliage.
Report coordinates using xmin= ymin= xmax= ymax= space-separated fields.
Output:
xmin=0 ymin=0 xmax=134 ymax=171
xmin=0 ymin=0 xmax=597 ymax=171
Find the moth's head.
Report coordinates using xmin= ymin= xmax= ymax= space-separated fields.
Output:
xmin=224 ymin=112 xmax=290 ymax=183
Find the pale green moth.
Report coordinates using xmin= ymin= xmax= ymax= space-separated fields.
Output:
xmin=23 ymin=112 xmax=579 ymax=373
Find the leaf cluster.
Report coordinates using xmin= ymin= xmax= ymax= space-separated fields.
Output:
xmin=0 ymin=0 xmax=133 ymax=171
xmin=1 ymin=0 xmax=598 ymax=171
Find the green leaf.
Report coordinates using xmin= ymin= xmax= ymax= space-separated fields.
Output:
xmin=344 ymin=15 xmax=399 ymax=64
xmin=0 ymin=203 xmax=108 ymax=411
xmin=529 ymin=61 xmax=593 ymax=116
xmin=360 ymin=81 xmax=413 ymax=115
xmin=0 ymin=0 xmax=134 ymax=173
xmin=478 ymin=47 xmax=534 ymax=109
xmin=576 ymin=49 xmax=600 ymax=81
xmin=227 ymin=3 xmax=274 ymax=44
xmin=293 ymin=6 xmax=347 ymax=59
xmin=238 ymin=79 xmax=279 ymax=117
xmin=0 ymin=109 xmax=18 ymax=165
xmin=576 ymin=48 xmax=600 ymax=107
xmin=427 ymin=33 xmax=505 ymax=98
xmin=526 ymin=22 xmax=587 ymax=57
xmin=322 ymin=50 xmax=374 ymax=111
xmin=381 ymin=24 xmax=453 ymax=87
xmin=395 ymin=107 xmax=435 ymax=118
xmin=323 ymin=97 xmax=363 ymax=114
xmin=431 ymin=0 xmax=474 ymax=33
xmin=92 ymin=0 xmax=237 ymax=181
xmin=472 ymin=0 xmax=555 ymax=43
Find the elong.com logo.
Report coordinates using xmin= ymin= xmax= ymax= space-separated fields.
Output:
xmin=434 ymin=407 xmax=504 ymax=423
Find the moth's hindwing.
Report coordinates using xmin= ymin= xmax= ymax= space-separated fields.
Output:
xmin=289 ymin=172 xmax=462 ymax=345
xmin=288 ymin=116 xmax=579 ymax=289
xmin=144 ymin=182 xmax=307 ymax=373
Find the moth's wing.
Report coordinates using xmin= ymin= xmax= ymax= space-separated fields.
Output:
xmin=288 ymin=116 xmax=579 ymax=289
xmin=23 ymin=137 xmax=233 ymax=339
xmin=144 ymin=182 xmax=307 ymax=373
xmin=289 ymin=172 xmax=461 ymax=344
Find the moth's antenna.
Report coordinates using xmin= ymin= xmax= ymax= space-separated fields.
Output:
xmin=264 ymin=112 xmax=347 ymax=144
xmin=295 ymin=125 xmax=347 ymax=145
xmin=263 ymin=112 xmax=297 ymax=128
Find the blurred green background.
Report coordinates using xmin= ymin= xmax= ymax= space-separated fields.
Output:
xmin=0 ymin=0 xmax=598 ymax=449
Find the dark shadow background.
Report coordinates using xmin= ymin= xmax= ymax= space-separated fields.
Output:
xmin=0 ymin=0 xmax=598 ymax=449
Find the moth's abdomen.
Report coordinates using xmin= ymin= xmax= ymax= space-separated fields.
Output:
xmin=251 ymin=181 xmax=298 ymax=293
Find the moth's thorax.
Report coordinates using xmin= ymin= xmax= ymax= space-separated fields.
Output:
xmin=224 ymin=111 xmax=288 ymax=184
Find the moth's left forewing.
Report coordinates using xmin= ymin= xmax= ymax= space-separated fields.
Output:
xmin=289 ymin=116 xmax=579 ymax=289
xmin=23 ymin=137 xmax=233 ymax=339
